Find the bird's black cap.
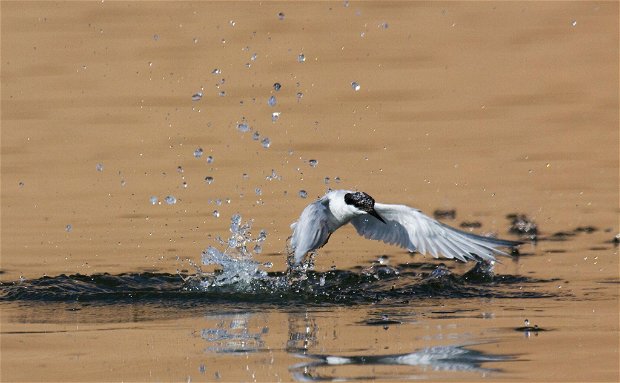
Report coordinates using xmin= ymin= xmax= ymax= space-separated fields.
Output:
xmin=344 ymin=192 xmax=386 ymax=224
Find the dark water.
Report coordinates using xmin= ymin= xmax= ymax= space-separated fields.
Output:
xmin=0 ymin=262 xmax=558 ymax=308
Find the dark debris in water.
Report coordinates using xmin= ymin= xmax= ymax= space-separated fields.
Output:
xmin=514 ymin=325 xmax=549 ymax=332
xmin=433 ymin=209 xmax=456 ymax=220
xmin=574 ymin=226 xmax=598 ymax=233
xmin=0 ymin=263 xmax=560 ymax=307
xmin=459 ymin=221 xmax=482 ymax=229
xmin=506 ymin=213 xmax=538 ymax=240
xmin=364 ymin=315 xmax=402 ymax=326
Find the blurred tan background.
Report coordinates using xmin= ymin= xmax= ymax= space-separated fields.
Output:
xmin=2 ymin=1 xmax=618 ymax=280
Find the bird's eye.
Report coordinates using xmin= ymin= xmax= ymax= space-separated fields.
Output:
xmin=344 ymin=193 xmax=354 ymax=205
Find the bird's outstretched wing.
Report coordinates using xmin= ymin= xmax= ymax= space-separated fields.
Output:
xmin=290 ymin=199 xmax=332 ymax=264
xmin=350 ymin=203 xmax=520 ymax=262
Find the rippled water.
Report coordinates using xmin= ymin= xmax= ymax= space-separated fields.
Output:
xmin=0 ymin=264 xmax=556 ymax=306
xmin=0 ymin=215 xmax=557 ymax=306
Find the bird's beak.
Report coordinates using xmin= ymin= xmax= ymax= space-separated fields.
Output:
xmin=368 ymin=209 xmax=387 ymax=224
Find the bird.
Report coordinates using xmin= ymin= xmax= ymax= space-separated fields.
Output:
xmin=288 ymin=190 xmax=521 ymax=265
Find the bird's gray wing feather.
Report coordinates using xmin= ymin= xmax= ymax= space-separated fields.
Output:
xmin=290 ymin=199 xmax=332 ymax=264
xmin=350 ymin=203 xmax=520 ymax=262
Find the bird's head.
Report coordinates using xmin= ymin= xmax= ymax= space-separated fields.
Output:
xmin=344 ymin=191 xmax=386 ymax=224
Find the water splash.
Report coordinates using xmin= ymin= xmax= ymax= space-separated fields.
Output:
xmin=191 ymin=215 xmax=271 ymax=291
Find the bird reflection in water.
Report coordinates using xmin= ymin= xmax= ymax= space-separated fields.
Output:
xmin=199 ymin=311 xmax=515 ymax=382
xmin=289 ymin=344 xmax=515 ymax=381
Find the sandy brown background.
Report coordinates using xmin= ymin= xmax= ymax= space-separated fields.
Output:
xmin=1 ymin=1 xmax=619 ymax=382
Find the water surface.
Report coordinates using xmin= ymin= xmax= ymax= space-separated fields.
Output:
xmin=1 ymin=1 xmax=618 ymax=382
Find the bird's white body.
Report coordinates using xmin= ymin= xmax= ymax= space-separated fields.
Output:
xmin=289 ymin=190 xmax=520 ymax=265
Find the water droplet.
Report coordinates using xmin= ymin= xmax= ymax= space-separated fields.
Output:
xmin=182 ymin=181 xmax=188 ymax=189
xmin=165 ymin=195 xmax=177 ymax=205
xmin=206 ymin=155 xmax=214 ymax=164
xmin=324 ymin=176 xmax=330 ymax=184
xmin=524 ymin=319 xmax=530 ymax=326
xmin=153 ymin=34 xmax=160 ymax=41
xmin=253 ymin=244 xmax=262 ymax=254
xmin=296 ymin=92 xmax=303 ymax=101
xmin=571 ymin=20 xmax=577 ymax=27
xmin=297 ymin=53 xmax=306 ymax=63
xmin=278 ymin=12 xmax=285 ymax=20
xmin=250 ymin=53 xmax=257 ymax=61
xmin=242 ymin=173 xmax=249 ymax=180
xmin=309 ymin=159 xmax=318 ymax=167
xmin=257 ymin=229 xmax=267 ymax=241
xmin=351 ymin=82 xmax=361 ymax=91
xmin=65 ymin=224 xmax=72 ymax=232
xmin=298 ymin=190 xmax=308 ymax=198
xmin=96 ymin=163 xmax=104 ymax=172
xmin=271 ymin=112 xmax=281 ymax=122
xmin=268 ymin=95 xmax=276 ymax=107
xmin=205 ymin=176 xmax=214 ymax=185
xmin=177 ymin=166 xmax=184 ymax=173
xmin=334 ymin=176 xmax=341 ymax=183
xmin=379 ymin=22 xmax=389 ymax=29
xmin=252 ymin=131 xmax=260 ymax=141
xmin=120 ymin=179 xmax=126 ymax=187
xmin=273 ymin=82 xmax=281 ymax=91
xmin=218 ymin=91 xmax=226 ymax=97
xmin=211 ymin=68 xmax=221 ymax=75
xmin=229 ymin=20 xmax=236 ymax=27
xmin=192 ymin=92 xmax=203 ymax=101
xmin=193 ymin=37 xmax=199 ymax=44
xmin=194 ymin=148 xmax=204 ymax=158
xmin=266 ymin=169 xmax=281 ymax=181
xmin=255 ymin=187 xmax=262 ymax=196
xmin=18 ymin=181 xmax=25 ymax=188
xmin=261 ymin=137 xmax=271 ymax=148
xmin=237 ymin=122 xmax=250 ymax=132
xmin=150 ymin=196 xmax=158 ymax=205
xmin=212 ymin=210 xmax=220 ymax=218
xmin=546 ymin=163 xmax=551 ymax=168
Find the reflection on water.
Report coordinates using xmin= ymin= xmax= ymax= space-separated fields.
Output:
xmin=290 ymin=345 xmax=513 ymax=381
xmin=197 ymin=310 xmax=514 ymax=382
xmin=201 ymin=312 xmax=269 ymax=354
